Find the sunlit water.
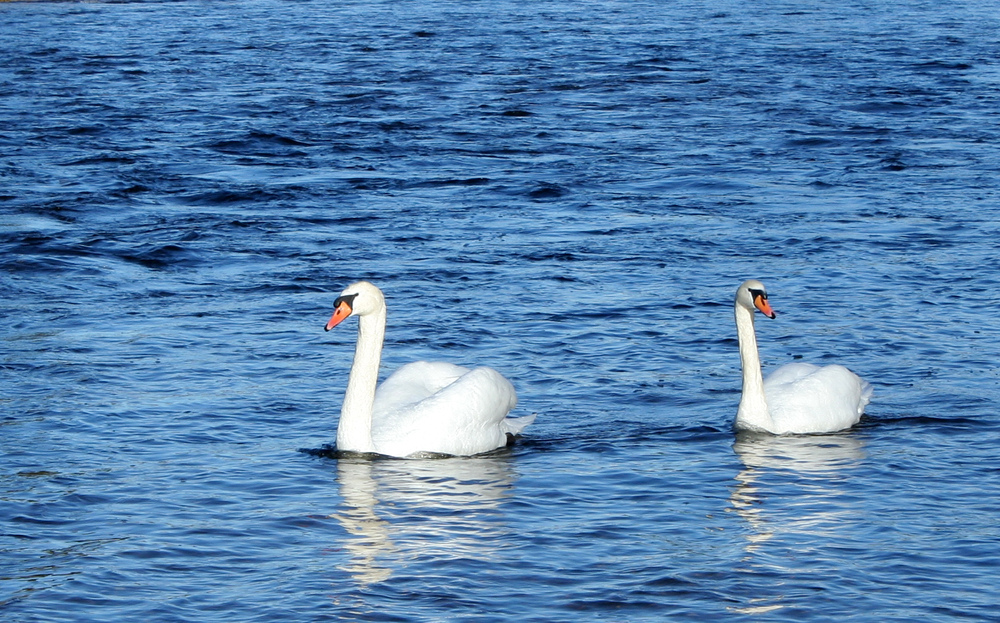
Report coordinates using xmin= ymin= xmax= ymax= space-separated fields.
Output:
xmin=2 ymin=0 xmax=999 ymax=621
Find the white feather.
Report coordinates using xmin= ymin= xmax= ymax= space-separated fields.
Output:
xmin=734 ymin=280 xmax=872 ymax=434
xmin=327 ymin=282 xmax=534 ymax=457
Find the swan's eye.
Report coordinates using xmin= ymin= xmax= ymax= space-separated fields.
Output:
xmin=334 ymin=293 xmax=359 ymax=310
xmin=749 ymin=289 xmax=766 ymax=301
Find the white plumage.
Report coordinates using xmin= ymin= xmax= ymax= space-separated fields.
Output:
xmin=325 ymin=281 xmax=534 ymax=457
xmin=733 ymin=280 xmax=872 ymax=434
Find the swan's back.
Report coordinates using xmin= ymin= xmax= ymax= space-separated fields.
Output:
xmin=764 ymin=363 xmax=872 ymax=434
xmin=373 ymin=361 xmax=468 ymax=416
xmin=371 ymin=361 xmax=524 ymax=457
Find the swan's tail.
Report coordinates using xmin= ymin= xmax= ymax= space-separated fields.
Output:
xmin=501 ymin=413 xmax=537 ymax=436
xmin=857 ymin=379 xmax=874 ymax=416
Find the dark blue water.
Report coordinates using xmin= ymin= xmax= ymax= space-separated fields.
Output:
xmin=3 ymin=0 xmax=1000 ymax=621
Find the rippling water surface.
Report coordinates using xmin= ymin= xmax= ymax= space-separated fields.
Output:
xmin=3 ymin=0 xmax=999 ymax=621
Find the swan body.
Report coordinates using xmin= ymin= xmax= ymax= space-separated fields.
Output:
xmin=325 ymin=281 xmax=534 ymax=457
xmin=734 ymin=280 xmax=872 ymax=434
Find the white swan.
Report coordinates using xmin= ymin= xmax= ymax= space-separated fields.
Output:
xmin=734 ymin=279 xmax=872 ymax=434
xmin=324 ymin=281 xmax=535 ymax=457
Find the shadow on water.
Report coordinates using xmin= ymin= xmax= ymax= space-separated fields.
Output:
xmin=857 ymin=413 xmax=987 ymax=432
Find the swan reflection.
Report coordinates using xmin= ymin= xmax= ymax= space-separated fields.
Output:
xmin=331 ymin=454 xmax=517 ymax=586
xmin=733 ymin=432 xmax=867 ymax=473
xmin=731 ymin=432 xmax=866 ymax=542
xmin=331 ymin=460 xmax=396 ymax=585
xmin=728 ymin=433 xmax=866 ymax=614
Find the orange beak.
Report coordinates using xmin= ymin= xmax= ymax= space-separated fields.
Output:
xmin=753 ymin=293 xmax=776 ymax=319
xmin=324 ymin=300 xmax=353 ymax=331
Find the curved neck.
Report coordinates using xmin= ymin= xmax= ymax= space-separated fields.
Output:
xmin=337 ymin=305 xmax=386 ymax=453
xmin=735 ymin=303 xmax=772 ymax=431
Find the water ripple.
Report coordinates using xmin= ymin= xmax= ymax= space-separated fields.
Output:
xmin=3 ymin=0 xmax=1000 ymax=621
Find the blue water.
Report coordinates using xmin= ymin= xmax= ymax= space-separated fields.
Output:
xmin=3 ymin=0 xmax=1000 ymax=621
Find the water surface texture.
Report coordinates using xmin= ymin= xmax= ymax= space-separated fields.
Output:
xmin=3 ymin=0 xmax=1000 ymax=621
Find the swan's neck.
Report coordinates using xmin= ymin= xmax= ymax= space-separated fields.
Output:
xmin=735 ymin=304 xmax=773 ymax=431
xmin=337 ymin=305 xmax=386 ymax=453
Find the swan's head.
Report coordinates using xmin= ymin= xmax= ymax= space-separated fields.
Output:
xmin=735 ymin=279 xmax=777 ymax=319
xmin=325 ymin=281 xmax=386 ymax=331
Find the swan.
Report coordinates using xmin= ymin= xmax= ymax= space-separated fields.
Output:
xmin=733 ymin=279 xmax=872 ymax=434
xmin=323 ymin=280 xmax=535 ymax=457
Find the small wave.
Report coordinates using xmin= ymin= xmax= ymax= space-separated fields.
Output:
xmin=119 ymin=243 xmax=202 ymax=270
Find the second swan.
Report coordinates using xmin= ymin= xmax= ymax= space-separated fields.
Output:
xmin=733 ymin=279 xmax=872 ymax=434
